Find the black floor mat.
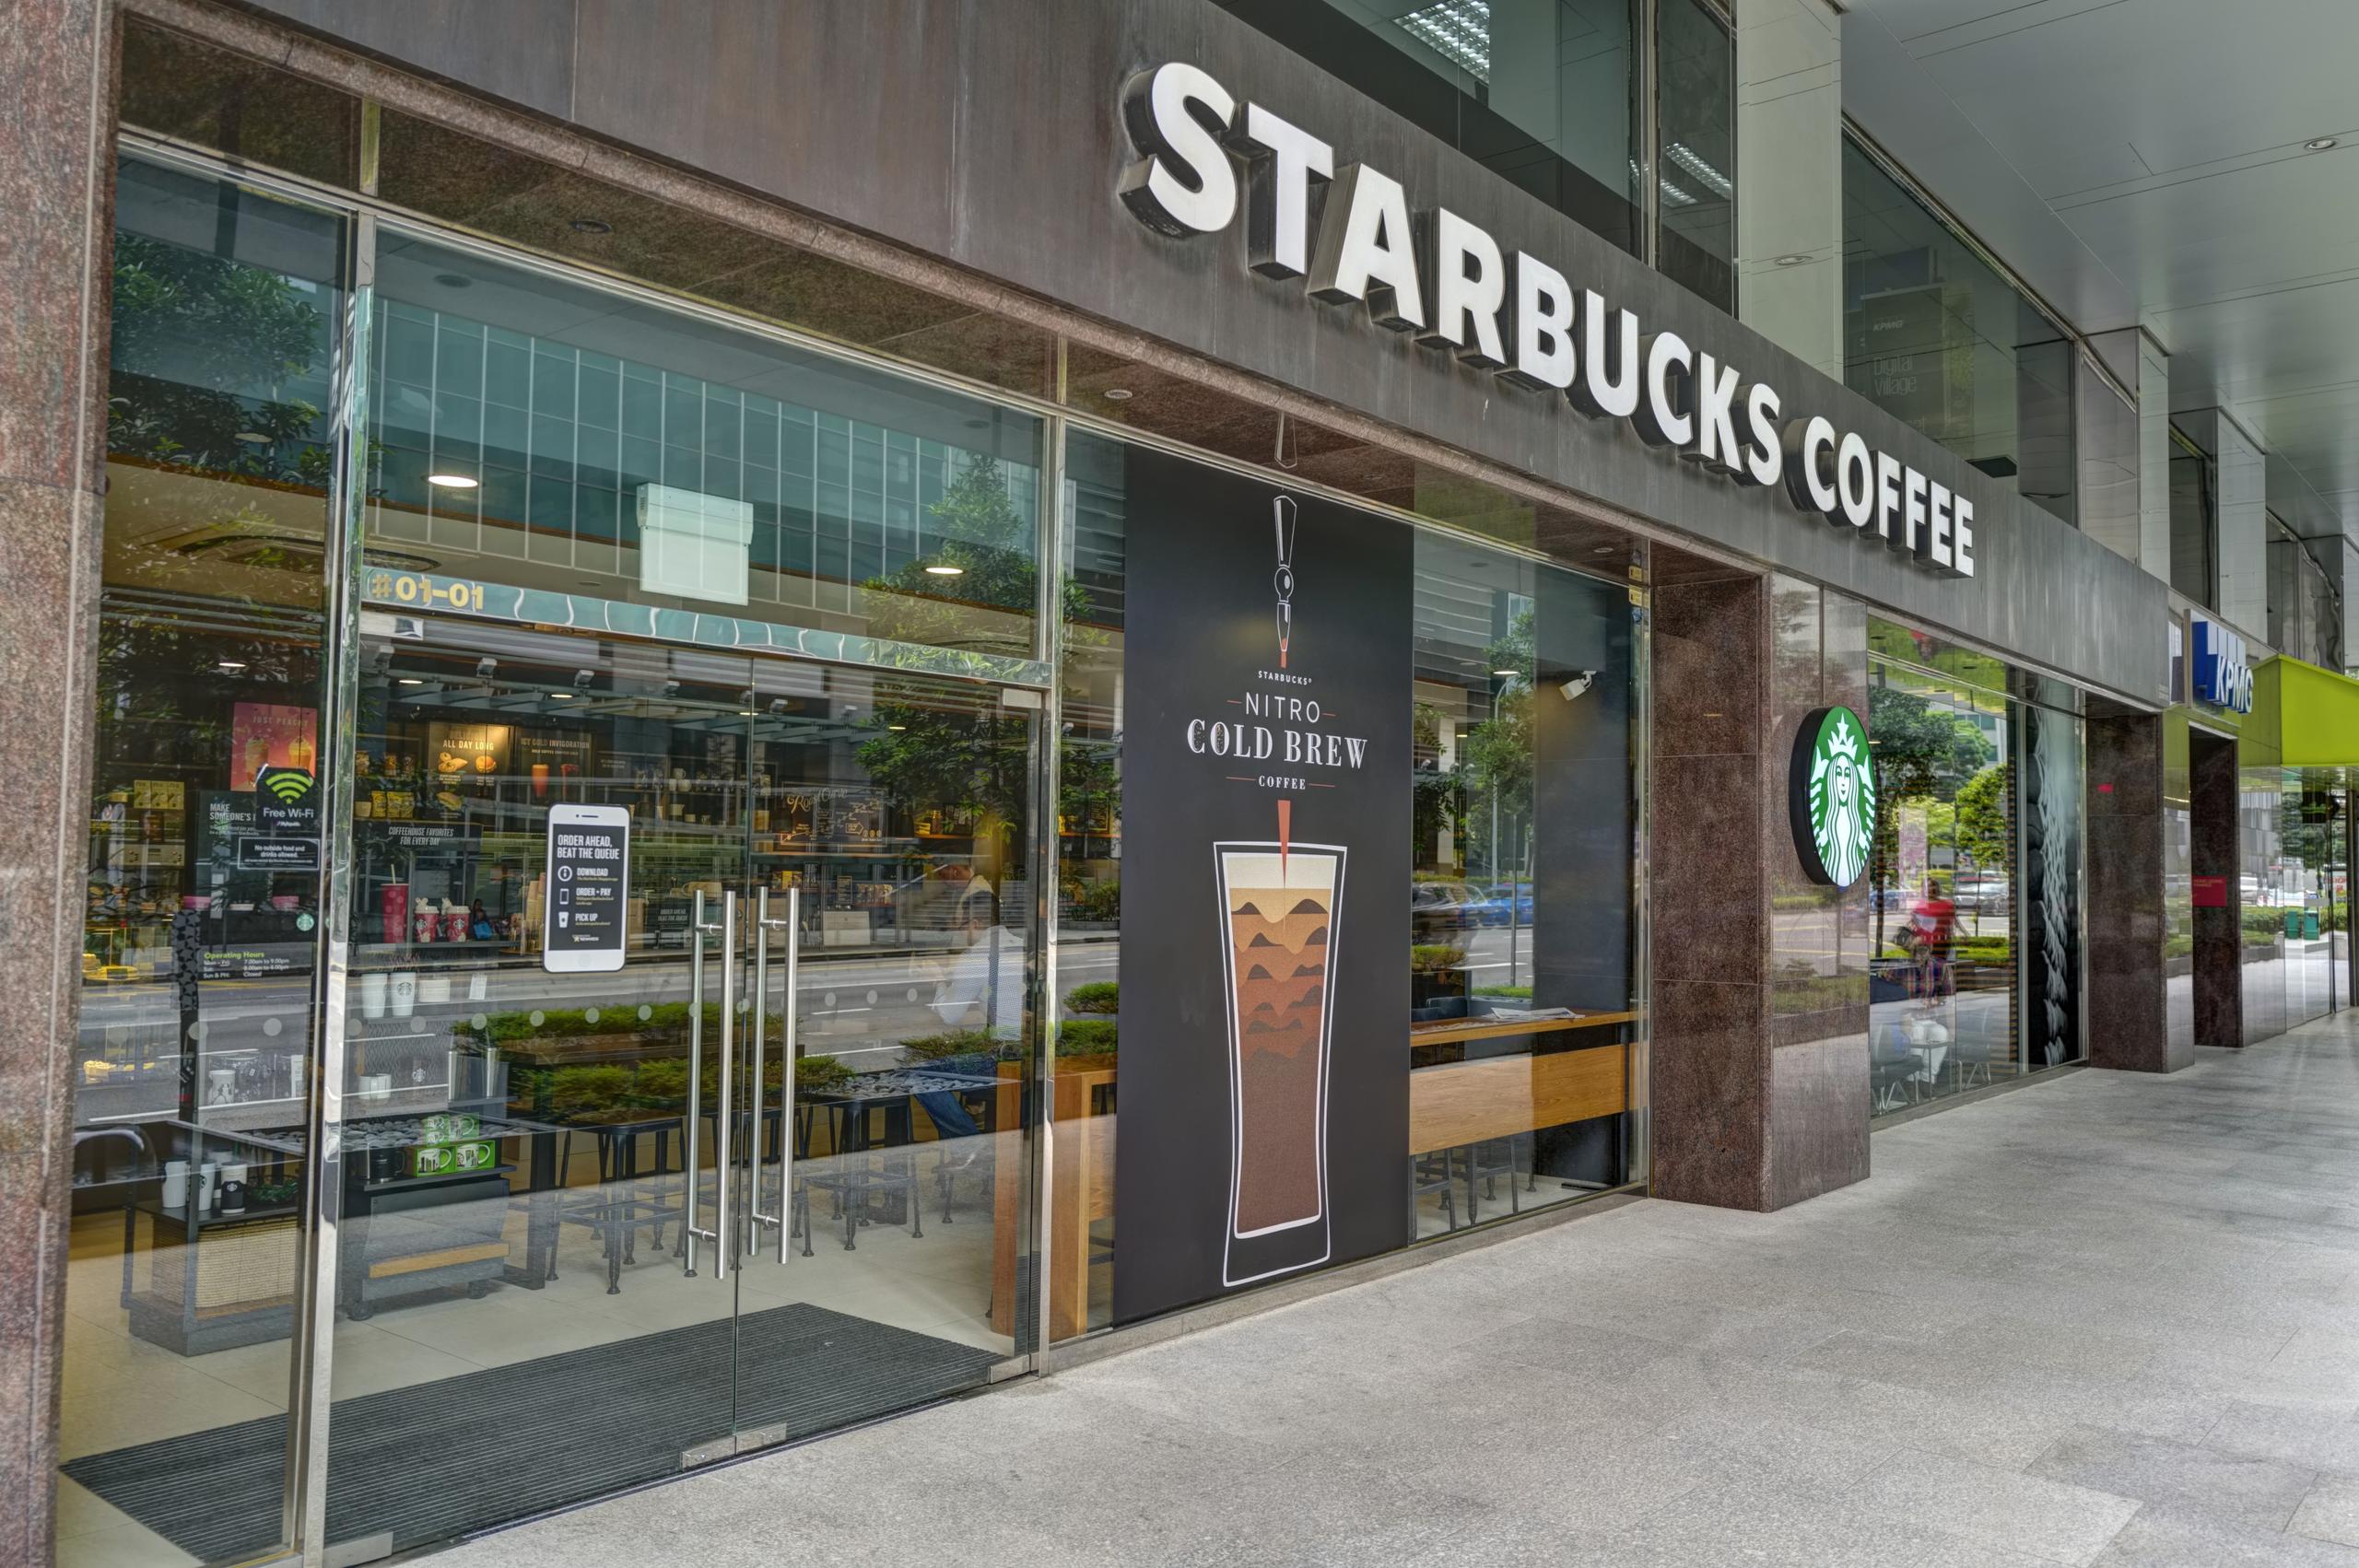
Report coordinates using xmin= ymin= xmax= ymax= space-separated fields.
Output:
xmin=64 ymin=1301 xmax=1001 ymax=1562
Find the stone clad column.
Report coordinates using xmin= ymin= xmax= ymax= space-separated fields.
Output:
xmin=2085 ymin=697 xmax=2178 ymax=1071
xmin=0 ymin=1 xmax=113 ymax=1560
xmin=1649 ymin=556 xmax=1870 ymax=1210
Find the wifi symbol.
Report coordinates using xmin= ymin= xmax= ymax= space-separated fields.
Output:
xmin=264 ymin=771 xmax=313 ymax=803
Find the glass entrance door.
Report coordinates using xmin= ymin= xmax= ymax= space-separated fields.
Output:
xmin=320 ymin=612 xmax=1034 ymax=1558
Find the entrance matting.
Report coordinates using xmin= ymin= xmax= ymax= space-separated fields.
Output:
xmin=64 ymin=1300 xmax=1002 ymax=1562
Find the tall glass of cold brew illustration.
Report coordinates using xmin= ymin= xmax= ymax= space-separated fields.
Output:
xmin=1215 ymin=842 xmax=1342 ymax=1284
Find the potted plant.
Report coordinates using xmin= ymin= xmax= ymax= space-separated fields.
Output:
xmin=1409 ymin=943 xmax=1470 ymax=1014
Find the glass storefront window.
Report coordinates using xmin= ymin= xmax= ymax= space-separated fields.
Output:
xmin=365 ymin=234 xmax=1047 ymax=667
xmin=1866 ymin=663 xmax=2015 ymax=1114
xmin=1215 ymin=0 xmax=1646 ymax=259
xmin=1843 ymin=137 xmax=2077 ymax=526
xmin=1864 ymin=634 xmax=2085 ymax=1115
xmin=60 ymin=156 xmax=347 ymax=1567
xmin=1405 ymin=533 xmax=1638 ymax=1233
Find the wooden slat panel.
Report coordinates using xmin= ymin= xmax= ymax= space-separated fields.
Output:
xmin=1410 ymin=1047 xmax=1628 ymax=1150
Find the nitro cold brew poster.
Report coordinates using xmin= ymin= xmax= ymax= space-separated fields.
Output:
xmin=1113 ymin=448 xmax=1410 ymax=1325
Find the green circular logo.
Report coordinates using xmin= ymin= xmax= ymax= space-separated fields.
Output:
xmin=1790 ymin=705 xmax=1874 ymax=887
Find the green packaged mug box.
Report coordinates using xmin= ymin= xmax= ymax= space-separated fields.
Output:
xmin=408 ymin=1140 xmax=497 ymax=1178
xmin=417 ymin=1113 xmax=482 ymax=1144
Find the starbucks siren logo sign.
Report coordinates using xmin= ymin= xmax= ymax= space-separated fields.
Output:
xmin=1790 ymin=706 xmax=1874 ymax=886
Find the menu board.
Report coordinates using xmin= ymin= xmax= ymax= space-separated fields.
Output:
xmin=543 ymin=807 xmax=630 ymax=973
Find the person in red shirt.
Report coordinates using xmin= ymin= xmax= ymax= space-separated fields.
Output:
xmin=1906 ymin=876 xmax=1957 ymax=1006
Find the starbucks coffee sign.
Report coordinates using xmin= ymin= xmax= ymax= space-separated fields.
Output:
xmin=1790 ymin=706 xmax=1874 ymax=887
xmin=1119 ymin=64 xmax=1978 ymax=579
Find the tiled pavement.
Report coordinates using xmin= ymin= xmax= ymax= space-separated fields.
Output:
xmin=445 ymin=1013 xmax=2359 ymax=1566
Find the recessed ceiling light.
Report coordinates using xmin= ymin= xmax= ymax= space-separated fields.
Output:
xmin=1102 ymin=388 xmax=1134 ymax=401
xmin=1591 ymin=544 xmax=1617 ymax=556
xmin=923 ymin=563 xmax=965 ymax=576
xmin=887 ymin=723 xmax=908 ymax=731
xmin=426 ymin=474 xmax=479 ymax=490
xmin=433 ymin=272 xmax=472 ymax=288
xmin=569 ymin=216 xmax=613 ymax=234
xmin=1491 ymin=668 xmax=1520 ymax=678
xmin=1774 ymin=253 xmax=1810 ymax=267
xmin=217 ymin=661 xmax=247 ymax=673
xmin=2306 ymin=137 xmax=2340 ymax=150
xmin=549 ymin=691 xmax=572 ymax=698
xmin=397 ymin=677 xmax=424 ymax=685
xmin=233 ymin=431 xmax=270 ymax=444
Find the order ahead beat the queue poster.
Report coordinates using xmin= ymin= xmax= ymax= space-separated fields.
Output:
xmin=1114 ymin=448 xmax=1411 ymax=1324
xmin=544 ymin=804 xmax=629 ymax=973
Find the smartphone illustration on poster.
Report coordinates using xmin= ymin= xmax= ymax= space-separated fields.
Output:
xmin=544 ymin=803 xmax=629 ymax=973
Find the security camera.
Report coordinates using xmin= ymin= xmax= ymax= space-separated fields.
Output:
xmin=1558 ymin=670 xmax=1597 ymax=702
xmin=663 ymin=678 xmax=682 ymax=698
xmin=768 ymin=697 xmax=791 ymax=714
xmin=475 ymin=657 xmax=498 ymax=679
xmin=572 ymin=669 xmax=595 ymax=689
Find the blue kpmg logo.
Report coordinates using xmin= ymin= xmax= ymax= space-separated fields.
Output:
xmin=2191 ymin=617 xmax=2253 ymax=713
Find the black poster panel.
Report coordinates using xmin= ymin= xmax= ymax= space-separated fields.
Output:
xmin=1527 ymin=567 xmax=1636 ymax=1186
xmin=1529 ymin=567 xmax=1635 ymax=1015
xmin=1113 ymin=448 xmax=1411 ymax=1325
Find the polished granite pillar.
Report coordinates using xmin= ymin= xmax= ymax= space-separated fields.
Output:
xmin=2085 ymin=698 xmax=2179 ymax=1071
xmin=2189 ymin=729 xmax=2245 ymax=1049
xmin=1649 ymin=557 xmax=1870 ymax=1211
xmin=0 ymin=1 xmax=113 ymax=1559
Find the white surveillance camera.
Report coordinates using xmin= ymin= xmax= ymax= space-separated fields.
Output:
xmin=475 ymin=657 xmax=498 ymax=679
xmin=1559 ymin=670 xmax=1597 ymax=702
xmin=572 ymin=669 xmax=595 ymax=689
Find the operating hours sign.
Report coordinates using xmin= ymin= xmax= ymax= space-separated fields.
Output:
xmin=544 ymin=804 xmax=629 ymax=973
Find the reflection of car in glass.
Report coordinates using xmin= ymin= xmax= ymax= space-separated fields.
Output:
xmin=1411 ymin=880 xmax=1483 ymax=939
xmin=1952 ymin=873 xmax=2011 ymax=913
xmin=1469 ymin=883 xmax=1534 ymax=925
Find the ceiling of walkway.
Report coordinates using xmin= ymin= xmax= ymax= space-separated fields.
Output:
xmin=1843 ymin=0 xmax=2359 ymax=535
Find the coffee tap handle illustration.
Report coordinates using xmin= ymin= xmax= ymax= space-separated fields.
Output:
xmin=1273 ymin=495 xmax=1297 ymax=669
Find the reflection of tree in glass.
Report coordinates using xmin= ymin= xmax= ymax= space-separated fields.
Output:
xmin=858 ymin=455 xmax=1099 ymax=883
xmin=1461 ymin=609 xmax=1535 ymax=848
xmin=1867 ymin=685 xmax=1999 ymax=949
xmin=107 ymin=235 xmax=330 ymax=487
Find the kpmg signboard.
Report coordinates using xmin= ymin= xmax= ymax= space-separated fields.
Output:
xmin=2191 ymin=616 xmax=2253 ymax=713
xmin=1118 ymin=62 xmax=1980 ymax=579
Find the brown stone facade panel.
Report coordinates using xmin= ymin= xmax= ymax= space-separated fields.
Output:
xmin=1768 ymin=1032 xmax=1871 ymax=1209
xmin=1651 ymin=752 xmax=1766 ymax=988
xmin=2189 ymin=730 xmax=2243 ymax=1049
xmin=1650 ymin=979 xmax=1770 ymax=1209
xmin=2086 ymin=699 xmax=2177 ymax=1071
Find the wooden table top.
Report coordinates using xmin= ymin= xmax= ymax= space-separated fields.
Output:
xmin=1409 ymin=1010 xmax=1637 ymax=1047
